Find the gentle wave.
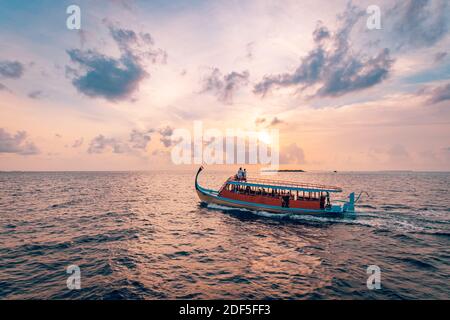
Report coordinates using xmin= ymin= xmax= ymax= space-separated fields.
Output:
xmin=0 ymin=171 xmax=449 ymax=299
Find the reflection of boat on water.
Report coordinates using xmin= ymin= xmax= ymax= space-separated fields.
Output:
xmin=195 ymin=166 xmax=358 ymax=216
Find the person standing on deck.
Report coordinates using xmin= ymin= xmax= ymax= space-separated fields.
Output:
xmin=237 ymin=167 xmax=243 ymax=180
xmin=243 ymin=168 xmax=247 ymax=181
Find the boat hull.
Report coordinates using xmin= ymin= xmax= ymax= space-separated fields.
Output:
xmin=196 ymin=188 xmax=343 ymax=216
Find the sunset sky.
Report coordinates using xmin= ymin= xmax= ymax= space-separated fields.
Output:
xmin=0 ymin=0 xmax=449 ymax=171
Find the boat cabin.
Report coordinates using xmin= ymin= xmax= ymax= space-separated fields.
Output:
xmin=218 ymin=176 xmax=342 ymax=210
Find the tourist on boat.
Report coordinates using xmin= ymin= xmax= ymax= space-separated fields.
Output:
xmin=243 ymin=168 xmax=247 ymax=181
xmin=235 ymin=167 xmax=243 ymax=180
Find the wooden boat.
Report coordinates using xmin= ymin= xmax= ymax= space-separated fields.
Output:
xmin=195 ymin=166 xmax=356 ymax=215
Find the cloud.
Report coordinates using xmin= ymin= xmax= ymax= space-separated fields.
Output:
xmin=66 ymin=25 xmax=166 ymax=102
xmin=110 ymin=27 xmax=140 ymax=51
xmin=67 ymin=49 xmax=148 ymax=101
xmin=201 ymin=68 xmax=249 ymax=103
xmin=254 ymin=4 xmax=393 ymax=98
xmin=388 ymin=0 xmax=449 ymax=50
xmin=246 ymin=42 xmax=255 ymax=60
xmin=255 ymin=117 xmax=266 ymax=125
xmin=270 ymin=117 xmax=283 ymax=126
xmin=0 ymin=60 xmax=25 ymax=79
xmin=0 ymin=83 xmax=11 ymax=92
xmin=129 ymin=129 xmax=153 ymax=149
xmin=158 ymin=126 xmax=174 ymax=147
xmin=428 ymin=82 xmax=450 ymax=104
xmin=280 ymin=143 xmax=305 ymax=164
xmin=77 ymin=30 xmax=88 ymax=48
xmin=434 ymin=52 xmax=447 ymax=63
xmin=28 ymin=90 xmax=44 ymax=99
xmin=106 ymin=24 xmax=167 ymax=64
xmin=110 ymin=0 xmax=134 ymax=11
xmin=87 ymin=135 xmax=129 ymax=154
xmin=255 ymin=116 xmax=283 ymax=127
xmin=87 ymin=128 xmax=156 ymax=154
xmin=72 ymin=138 xmax=84 ymax=148
xmin=312 ymin=20 xmax=330 ymax=42
xmin=0 ymin=128 xmax=40 ymax=155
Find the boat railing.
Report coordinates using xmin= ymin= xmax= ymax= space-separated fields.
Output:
xmin=226 ymin=176 xmax=342 ymax=192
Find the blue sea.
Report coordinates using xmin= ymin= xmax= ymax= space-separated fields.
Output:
xmin=0 ymin=170 xmax=449 ymax=299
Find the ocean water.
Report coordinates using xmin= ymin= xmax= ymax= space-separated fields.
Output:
xmin=0 ymin=170 xmax=449 ymax=300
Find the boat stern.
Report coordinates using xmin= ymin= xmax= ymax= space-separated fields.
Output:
xmin=342 ymin=192 xmax=355 ymax=213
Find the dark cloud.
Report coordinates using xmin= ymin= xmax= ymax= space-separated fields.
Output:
xmin=428 ymin=82 xmax=450 ymax=104
xmin=270 ymin=117 xmax=284 ymax=126
xmin=109 ymin=27 xmax=139 ymax=52
xmin=434 ymin=52 xmax=447 ymax=63
xmin=87 ymin=135 xmax=129 ymax=154
xmin=280 ymin=143 xmax=305 ymax=164
xmin=254 ymin=4 xmax=393 ymax=98
xmin=129 ymin=129 xmax=153 ymax=149
xmin=0 ymin=60 xmax=25 ymax=79
xmin=0 ymin=83 xmax=11 ymax=92
xmin=66 ymin=25 xmax=166 ymax=102
xmin=67 ymin=49 xmax=147 ymax=101
xmin=158 ymin=126 xmax=174 ymax=147
xmin=0 ymin=128 xmax=40 ymax=155
xmin=319 ymin=48 xmax=392 ymax=97
xmin=388 ymin=0 xmax=449 ymax=50
xmin=28 ymin=90 xmax=44 ymax=99
xmin=312 ymin=21 xmax=330 ymax=42
xmin=72 ymin=138 xmax=84 ymax=148
xmin=107 ymin=25 xmax=167 ymax=64
xmin=202 ymin=68 xmax=250 ymax=103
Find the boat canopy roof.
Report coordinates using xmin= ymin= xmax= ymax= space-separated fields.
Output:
xmin=226 ymin=177 xmax=342 ymax=193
